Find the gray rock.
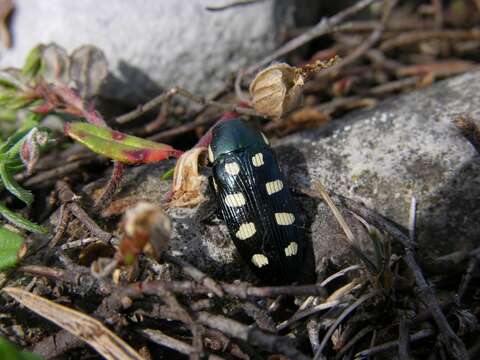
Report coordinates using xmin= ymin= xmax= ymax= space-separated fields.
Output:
xmin=279 ymin=69 xmax=480 ymax=259
xmin=1 ymin=0 xmax=290 ymax=104
xmin=97 ymin=70 xmax=480 ymax=283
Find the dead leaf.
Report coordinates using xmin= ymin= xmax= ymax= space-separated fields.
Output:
xmin=41 ymin=43 xmax=70 ymax=85
xmin=3 ymin=287 xmax=143 ymax=360
xmin=70 ymin=45 xmax=108 ymax=99
xmin=396 ymin=60 xmax=476 ymax=78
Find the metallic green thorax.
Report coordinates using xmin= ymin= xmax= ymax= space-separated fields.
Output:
xmin=211 ymin=118 xmax=266 ymax=157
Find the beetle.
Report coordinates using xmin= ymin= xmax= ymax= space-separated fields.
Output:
xmin=208 ymin=118 xmax=305 ymax=284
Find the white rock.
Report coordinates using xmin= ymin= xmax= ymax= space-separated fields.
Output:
xmin=1 ymin=0 xmax=290 ymax=103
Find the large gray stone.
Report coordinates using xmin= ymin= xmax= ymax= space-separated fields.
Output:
xmin=279 ymin=70 xmax=480 ymax=259
xmin=90 ymin=70 xmax=480 ymax=282
xmin=1 ymin=0 xmax=290 ymax=104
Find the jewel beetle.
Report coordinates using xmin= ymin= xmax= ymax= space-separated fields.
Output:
xmin=208 ymin=118 xmax=305 ymax=284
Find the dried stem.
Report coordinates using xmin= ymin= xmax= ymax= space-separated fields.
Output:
xmin=162 ymin=253 xmax=224 ymax=297
xmin=398 ymin=319 xmax=411 ymax=360
xmin=116 ymin=86 xmax=255 ymax=124
xmin=314 ymin=291 xmax=379 ymax=359
xmin=356 ymin=328 xmax=435 ymax=357
xmin=197 ymin=312 xmax=310 ymax=360
xmin=56 ymin=180 xmax=112 ymax=242
xmin=245 ymin=0 xmax=380 ymax=74
xmin=94 ymin=161 xmax=124 ymax=211
xmin=316 ymin=0 xmax=398 ymax=79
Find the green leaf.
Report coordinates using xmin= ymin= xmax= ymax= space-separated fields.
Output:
xmin=65 ymin=122 xmax=182 ymax=164
xmin=21 ymin=45 xmax=44 ymax=79
xmin=0 ymin=203 xmax=47 ymax=234
xmin=0 ymin=73 xmax=21 ymax=90
xmin=0 ymin=227 xmax=24 ymax=271
xmin=0 ymin=125 xmax=36 ymax=157
xmin=0 ymin=163 xmax=33 ymax=206
xmin=0 ymin=337 xmax=43 ymax=360
xmin=161 ymin=166 xmax=175 ymax=180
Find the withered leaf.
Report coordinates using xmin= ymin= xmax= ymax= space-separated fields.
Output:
xmin=3 ymin=287 xmax=143 ymax=360
xmin=70 ymin=45 xmax=108 ymax=99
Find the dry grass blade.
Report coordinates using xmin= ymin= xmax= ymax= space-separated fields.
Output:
xmin=312 ymin=181 xmax=378 ymax=272
xmin=3 ymin=287 xmax=143 ymax=360
xmin=314 ymin=290 xmax=380 ymax=360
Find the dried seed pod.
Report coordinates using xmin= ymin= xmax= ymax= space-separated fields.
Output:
xmin=249 ymin=63 xmax=304 ymax=120
xmin=249 ymin=56 xmax=341 ymax=120
xmin=118 ymin=202 xmax=171 ymax=265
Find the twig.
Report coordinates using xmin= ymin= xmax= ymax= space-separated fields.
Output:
xmin=206 ymin=0 xmax=266 ymax=11
xmin=103 ymin=281 xmax=204 ymax=358
xmin=368 ymin=76 xmax=420 ymax=96
xmin=457 ymin=247 xmax=480 ymax=302
xmin=403 ymin=248 xmax=468 ymax=359
xmin=94 ymin=161 xmax=124 ymax=211
xmin=307 ymin=319 xmax=321 ymax=353
xmin=380 ymin=29 xmax=480 ymax=51
xmin=328 ymin=193 xmax=468 ymax=359
xmin=162 ymin=253 xmax=224 ymax=297
xmin=398 ymin=319 xmax=411 ymax=360
xmin=316 ymin=0 xmax=398 ymax=79
xmin=314 ymin=291 xmax=379 ymax=359
xmin=334 ymin=325 xmax=374 ymax=359
xmin=49 ymin=204 xmax=70 ymax=248
xmin=312 ymin=181 xmax=378 ymax=272
xmin=221 ymin=282 xmax=327 ymax=299
xmin=23 ymin=157 xmax=98 ymax=187
xmin=19 ymin=264 xmax=108 ymax=297
xmin=60 ymin=237 xmax=119 ymax=250
xmin=116 ymin=86 xmax=255 ymax=124
xmin=320 ymin=264 xmax=362 ymax=287
xmin=56 ymin=181 xmax=112 ymax=242
xmin=242 ymin=302 xmax=276 ymax=332
xmin=245 ymin=0 xmax=380 ymax=74
xmin=140 ymin=329 xmax=223 ymax=360
xmin=276 ymin=300 xmax=344 ymax=332
xmin=293 ymin=265 xmax=362 ymax=321
xmin=197 ymin=312 xmax=310 ymax=360
xmin=432 ymin=0 xmax=443 ymax=29
xmin=356 ymin=328 xmax=435 ymax=358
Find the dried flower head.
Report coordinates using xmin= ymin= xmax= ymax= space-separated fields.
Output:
xmin=118 ymin=201 xmax=171 ymax=265
xmin=249 ymin=56 xmax=340 ymax=120
xmin=20 ymin=127 xmax=50 ymax=175
xmin=167 ymin=147 xmax=208 ymax=208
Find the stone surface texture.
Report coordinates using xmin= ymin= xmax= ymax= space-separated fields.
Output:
xmin=279 ymin=70 xmax=480 ymax=259
xmin=1 ymin=0 xmax=290 ymax=103
xmin=92 ymin=71 xmax=480 ymax=282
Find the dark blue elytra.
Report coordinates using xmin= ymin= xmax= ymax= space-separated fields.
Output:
xmin=209 ymin=118 xmax=304 ymax=284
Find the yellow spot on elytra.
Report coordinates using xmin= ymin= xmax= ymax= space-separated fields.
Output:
xmin=251 ymin=254 xmax=269 ymax=267
xmin=224 ymin=193 xmax=246 ymax=207
xmin=284 ymin=242 xmax=298 ymax=256
xmin=252 ymin=153 xmax=264 ymax=167
xmin=235 ymin=222 xmax=256 ymax=240
xmin=266 ymin=180 xmax=283 ymax=195
xmin=225 ymin=162 xmax=240 ymax=175
xmin=275 ymin=212 xmax=295 ymax=225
